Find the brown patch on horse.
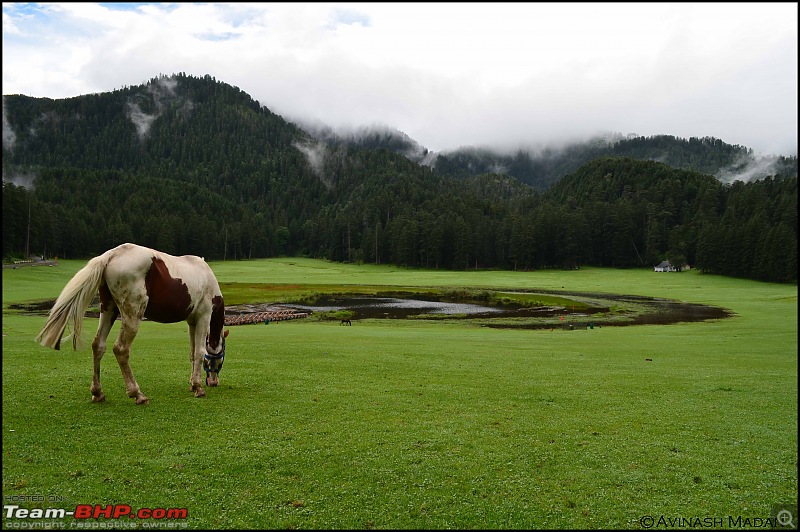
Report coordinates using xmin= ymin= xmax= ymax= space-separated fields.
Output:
xmin=143 ymin=257 xmax=193 ymax=323
xmin=98 ymin=282 xmax=121 ymax=323
xmin=99 ymin=282 xmax=113 ymax=313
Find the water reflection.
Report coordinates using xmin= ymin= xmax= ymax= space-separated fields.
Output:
xmin=290 ymin=297 xmax=505 ymax=319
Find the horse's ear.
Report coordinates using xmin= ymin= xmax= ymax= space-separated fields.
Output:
xmin=224 ymin=329 xmax=229 ymax=338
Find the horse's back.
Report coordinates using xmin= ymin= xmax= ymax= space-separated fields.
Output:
xmin=102 ymin=243 xmax=221 ymax=323
xmin=106 ymin=244 xmax=214 ymax=284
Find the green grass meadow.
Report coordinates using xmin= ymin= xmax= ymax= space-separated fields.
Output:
xmin=2 ymin=258 xmax=797 ymax=529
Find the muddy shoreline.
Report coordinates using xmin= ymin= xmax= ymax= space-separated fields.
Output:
xmin=230 ymin=290 xmax=734 ymax=329
xmin=11 ymin=289 xmax=733 ymax=329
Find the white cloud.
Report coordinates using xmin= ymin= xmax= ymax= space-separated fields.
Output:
xmin=2 ymin=2 xmax=797 ymax=156
xmin=2 ymin=97 xmax=17 ymax=150
xmin=293 ymin=139 xmax=331 ymax=189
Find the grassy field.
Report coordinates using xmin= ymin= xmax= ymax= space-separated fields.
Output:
xmin=2 ymin=258 xmax=797 ymax=529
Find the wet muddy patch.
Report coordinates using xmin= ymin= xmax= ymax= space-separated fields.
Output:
xmin=481 ymin=291 xmax=733 ymax=329
xmin=10 ymin=288 xmax=734 ymax=329
xmin=281 ymin=288 xmax=733 ymax=328
xmin=8 ymin=300 xmax=58 ymax=315
xmin=7 ymin=299 xmax=102 ymax=318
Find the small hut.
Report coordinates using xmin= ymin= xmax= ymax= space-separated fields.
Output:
xmin=654 ymin=260 xmax=677 ymax=272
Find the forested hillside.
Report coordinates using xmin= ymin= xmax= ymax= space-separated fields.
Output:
xmin=543 ymin=157 xmax=797 ymax=282
xmin=431 ymin=135 xmax=797 ymax=191
xmin=2 ymin=73 xmax=796 ymax=282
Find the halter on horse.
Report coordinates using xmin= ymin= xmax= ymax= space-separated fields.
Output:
xmin=36 ymin=243 xmax=229 ymax=404
xmin=203 ymin=341 xmax=226 ymax=386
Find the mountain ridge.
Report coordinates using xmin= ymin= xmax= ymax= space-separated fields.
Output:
xmin=4 ymin=72 xmax=796 ymax=192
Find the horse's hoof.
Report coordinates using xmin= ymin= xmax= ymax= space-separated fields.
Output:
xmin=194 ymin=388 xmax=206 ymax=398
xmin=135 ymin=396 xmax=149 ymax=405
xmin=92 ymin=394 xmax=106 ymax=403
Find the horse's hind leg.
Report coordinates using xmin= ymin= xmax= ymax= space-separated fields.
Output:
xmin=90 ymin=308 xmax=118 ymax=402
xmin=113 ymin=317 xmax=149 ymax=405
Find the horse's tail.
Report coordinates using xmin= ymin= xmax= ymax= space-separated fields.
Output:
xmin=35 ymin=253 xmax=109 ymax=350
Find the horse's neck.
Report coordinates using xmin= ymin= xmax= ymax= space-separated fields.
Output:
xmin=207 ymin=293 xmax=225 ymax=347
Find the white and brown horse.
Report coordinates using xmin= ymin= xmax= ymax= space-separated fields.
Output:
xmin=36 ymin=243 xmax=228 ymax=404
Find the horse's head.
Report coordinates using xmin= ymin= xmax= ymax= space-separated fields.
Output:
xmin=203 ymin=329 xmax=229 ymax=387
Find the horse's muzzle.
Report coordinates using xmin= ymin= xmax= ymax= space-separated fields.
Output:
xmin=203 ymin=351 xmax=224 ymax=388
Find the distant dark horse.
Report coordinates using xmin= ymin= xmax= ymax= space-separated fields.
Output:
xmin=36 ymin=243 xmax=228 ymax=404
xmin=340 ymin=319 xmax=352 ymax=326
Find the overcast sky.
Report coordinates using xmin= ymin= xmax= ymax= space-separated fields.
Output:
xmin=2 ymin=2 xmax=797 ymax=156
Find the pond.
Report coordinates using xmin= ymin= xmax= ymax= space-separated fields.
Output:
xmin=12 ymin=290 xmax=733 ymax=329
xmin=226 ymin=290 xmax=733 ymax=329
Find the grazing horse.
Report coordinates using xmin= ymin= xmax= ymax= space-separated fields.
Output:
xmin=35 ymin=243 xmax=228 ymax=404
xmin=340 ymin=319 xmax=352 ymax=326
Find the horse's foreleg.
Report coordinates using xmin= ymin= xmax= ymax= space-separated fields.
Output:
xmin=90 ymin=309 xmax=117 ymax=402
xmin=187 ymin=323 xmax=203 ymax=396
xmin=113 ymin=318 xmax=149 ymax=405
xmin=189 ymin=323 xmax=207 ymax=398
